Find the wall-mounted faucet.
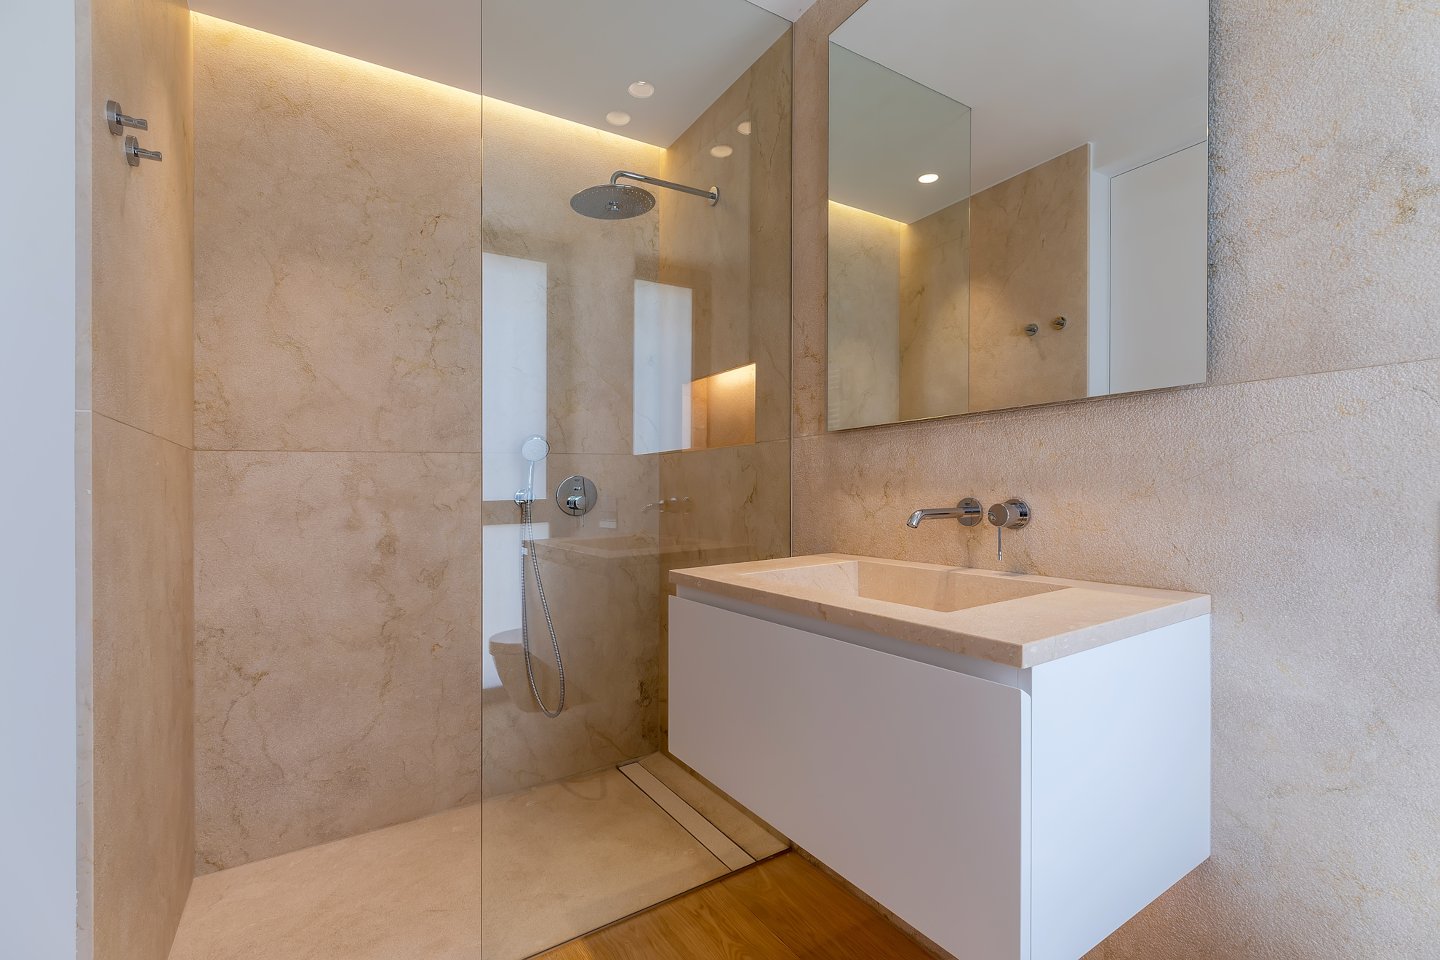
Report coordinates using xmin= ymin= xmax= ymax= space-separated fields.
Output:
xmin=906 ymin=498 xmax=983 ymax=529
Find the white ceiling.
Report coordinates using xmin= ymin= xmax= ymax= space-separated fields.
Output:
xmin=831 ymin=0 xmax=1208 ymax=193
xmin=830 ymin=44 xmax=971 ymax=224
xmin=747 ymin=0 xmax=820 ymax=19
xmin=189 ymin=0 xmax=793 ymax=147
xmin=482 ymin=0 xmax=789 ymax=146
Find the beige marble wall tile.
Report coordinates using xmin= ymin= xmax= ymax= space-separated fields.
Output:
xmin=1207 ymin=0 xmax=1440 ymax=387
xmin=88 ymin=3 xmax=195 ymax=959
xmin=826 ymin=202 xmax=903 ymax=429
xmin=792 ymin=0 xmax=872 ymax=439
xmin=660 ymin=35 xmax=793 ymax=445
xmin=192 ymin=451 xmax=484 ymax=871
xmin=91 ymin=0 xmax=194 ymax=448
xmin=480 ymin=522 xmax=664 ymax=799
xmin=91 ymin=415 xmax=194 ymax=960
xmin=478 ymin=96 xmax=666 ymax=793
xmin=481 ymin=97 xmax=664 ymax=458
xmin=192 ymin=17 xmax=483 ymax=453
xmin=968 ymin=145 xmax=1090 ymax=412
xmin=899 ymin=198 xmax=970 ymax=421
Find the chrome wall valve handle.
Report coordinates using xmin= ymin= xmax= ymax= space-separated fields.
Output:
xmin=987 ymin=499 xmax=1031 ymax=561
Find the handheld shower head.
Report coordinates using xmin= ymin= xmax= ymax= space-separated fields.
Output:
xmin=516 ymin=435 xmax=550 ymax=505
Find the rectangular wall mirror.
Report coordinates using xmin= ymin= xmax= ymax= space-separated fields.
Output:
xmin=826 ymin=0 xmax=1209 ymax=431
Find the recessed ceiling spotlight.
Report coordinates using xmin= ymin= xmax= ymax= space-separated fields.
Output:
xmin=917 ymin=173 xmax=940 ymax=184
xmin=606 ymin=111 xmax=632 ymax=127
xmin=736 ymin=120 xmax=753 ymax=136
xmin=710 ymin=144 xmax=734 ymax=159
xmin=628 ymin=81 xmax=655 ymax=99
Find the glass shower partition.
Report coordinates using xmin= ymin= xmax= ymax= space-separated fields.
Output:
xmin=478 ymin=2 xmax=792 ymax=956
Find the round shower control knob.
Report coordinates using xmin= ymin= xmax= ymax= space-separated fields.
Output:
xmin=987 ymin=499 xmax=1031 ymax=529
xmin=556 ymin=475 xmax=598 ymax=517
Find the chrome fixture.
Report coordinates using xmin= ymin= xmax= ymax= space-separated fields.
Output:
xmin=1024 ymin=323 xmax=1039 ymax=337
xmin=555 ymin=475 xmax=598 ymax=517
xmin=907 ymin=498 xmax=983 ymax=529
xmin=570 ymin=170 xmax=719 ymax=220
xmin=644 ymin=496 xmax=693 ymax=514
xmin=1052 ymin=316 xmax=1068 ymax=330
xmin=105 ymin=100 xmax=148 ymax=135
xmin=124 ymin=136 xmax=162 ymax=166
xmin=987 ymin=499 xmax=1031 ymax=562
xmin=515 ymin=436 xmax=567 ymax=718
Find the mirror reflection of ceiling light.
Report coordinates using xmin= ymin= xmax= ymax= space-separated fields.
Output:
xmin=710 ymin=145 xmax=734 ymax=158
xmin=917 ymin=173 xmax=940 ymax=184
xmin=628 ymin=81 xmax=655 ymax=99
xmin=606 ymin=111 xmax=632 ymax=127
xmin=736 ymin=120 xmax=753 ymax=136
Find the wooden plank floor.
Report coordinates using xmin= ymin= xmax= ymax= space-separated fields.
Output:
xmin=533 ymin=852 xmax=937 ymax=960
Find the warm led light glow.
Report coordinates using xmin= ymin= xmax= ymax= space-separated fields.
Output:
xmin=628 ymin=80 xmax=655 ymax=99
xmin=736 ymin=120 xmax=753 ymax=136
xmin=709 ymin=144 xmax=734 ymax=159
xmin=689 ymin=363 xmax=757 ymax=450
xmin=606 ymin=110 xmax=631 ymax=126
xmin=918 ymin=173 xmax=940 ymax=184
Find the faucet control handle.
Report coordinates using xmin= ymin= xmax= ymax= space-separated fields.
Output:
xmin=987 ymin=499 xmax=1031 ymax=529
xmin=987 ymin=499 xmax=1031 ymax=562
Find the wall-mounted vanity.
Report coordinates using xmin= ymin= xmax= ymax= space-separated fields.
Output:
xmin=669 ymin=556 xmax=1212 ymax=960
xmin=825 ymin=0 xmax=1210 ymax=430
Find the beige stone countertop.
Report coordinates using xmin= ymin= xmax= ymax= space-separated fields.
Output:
xmin=669 ymin=554 xmax=1210 ymax=669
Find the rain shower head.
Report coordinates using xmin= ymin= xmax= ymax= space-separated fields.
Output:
xmin=570 ymin=171 xmax=719 ymax=220
xmin=570 ymin=183 xmax=656 ymax=220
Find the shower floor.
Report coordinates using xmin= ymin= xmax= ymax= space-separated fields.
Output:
xmin=167 ymin=754 xmax=786 ymax=960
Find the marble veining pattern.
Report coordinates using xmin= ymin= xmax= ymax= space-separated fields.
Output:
xmin=192 ymin=17 xmax=483 ymax=453
xmin=192 ymin=451 xmax=484 ymax=872
xmin=87 ymin=2 xmax=196 ymax=959
xmin=90 ymin=415 xmax=194 ymax=960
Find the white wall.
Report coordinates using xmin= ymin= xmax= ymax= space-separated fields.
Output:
xmin=482 ymin=253 xmax=548 ymax=501
xmin=0 ymin=0 xmax=82 ymax=956
xmin=1109 ymin=141 xmax=1209 ymax=394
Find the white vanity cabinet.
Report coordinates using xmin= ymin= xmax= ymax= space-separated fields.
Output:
xmin=669 ymin=590 xmax=1210 ymax=960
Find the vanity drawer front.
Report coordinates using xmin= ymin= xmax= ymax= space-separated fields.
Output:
xmin=669 ymin=596 xmax=1030 ymax=960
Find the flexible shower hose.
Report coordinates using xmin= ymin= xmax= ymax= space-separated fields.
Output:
xmin=519 ymin=496 xmax=566 ymax=717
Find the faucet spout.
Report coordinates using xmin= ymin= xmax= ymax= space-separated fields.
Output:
xmin=904 ymin=509 xmax=938 ymax=532
xmin=906 ymin=499 xmax=984 ymax=529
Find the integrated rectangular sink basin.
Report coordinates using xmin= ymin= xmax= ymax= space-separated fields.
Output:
xmin=670 ymin=554 xmax=1212 ymax=669
xmin=739 ymin=558 xmax=1066 ymax=612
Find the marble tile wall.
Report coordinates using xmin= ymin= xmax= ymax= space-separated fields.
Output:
xmin=656 ymin=36 xmax=794 ymax=744
xmin=826 ymin=202 xmax=903 ymax=429
xmin=191 ymin=16 xmax=486 ymax=870
xmin=898 ymin=197 xmax=970 ymax=421
xmin=967 ymin=144 xmax=1090 ymax=412
xmin=192 ymin=14 xmax=690 ymax=844
xmin=792 ymin=1 xmax=1440 ymax=956
xmin=659 ymin=34 xmax=793 ymax=447
xmin=477 ymin=97 xmax=668 ymax=798
xmin=86 ymin=1 xmax=196 ymax=958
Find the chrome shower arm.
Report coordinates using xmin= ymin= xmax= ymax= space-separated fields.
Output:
xmin=611 ymin=171 xmax=719 ymax=206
